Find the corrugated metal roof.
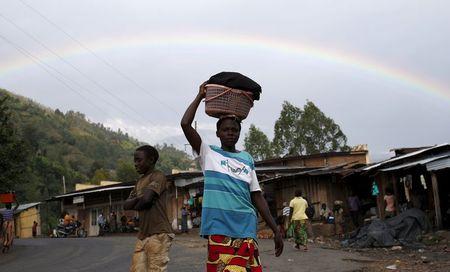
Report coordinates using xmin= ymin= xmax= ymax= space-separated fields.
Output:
xmin=363 ymin=143 xmax=450 ymax=171
xmin=0 ymin=202 xmax=41 ymax=214
xmin=167 ymin=171 xmax=203 ymax=180
xmin=47 ymin=172 xmax=204 ymax=201
xmin=255 ymin=166 xmax=316 ymax=171
xmin=380 ymin=154 xmax=450 ymax=172
xmin=427 ymin=157 xmax=450 ymax=171
xmin=50 ymin=185 xmax=134 ymax=200
xmin=260 ymin=162 xmax=353 ymax=184
xmin=174 ymin=176 xmax=204 ymax=187
xmin=255 ymin=150 xmax=368 ymax=166
xmin=16 ymin=202 xmax=41 ymax=212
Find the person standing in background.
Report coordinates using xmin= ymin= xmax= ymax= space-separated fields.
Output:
xmin=319 ymin=203 xmax=332 ymax=222
xmin=63 ymin=212 xmax=71 ymax=226
xmin=1 ymin=198 xmax=19 ymax=253
xmin=110 ymin=211 xmax=117 ymax=233
xmin=32 ymin=221 xmax=38 ymax=237
xmin=289 ymin=190 xmax=309 ymax=251
xmin=124 ymin=145 xmax=174 ymax=271
xmin=333 ymin=200 xmax=345 ymax=238
xmin=347 ymin=191 xmax=361 ymax=228
xmin=181 ymin=206 xmax=189 ymax=233
xmin=384 ymin=188 xmax=396 ymax=218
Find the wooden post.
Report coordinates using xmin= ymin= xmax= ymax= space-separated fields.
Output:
xmin=377 ymin=173 xmax=386 ymax=219
xmin=431 ymin=172 xmax=443 ymax=229
xmin=374 ymin=175 xmax=383 ymax=219
xmin=176 ymin=186 xmax=178 ymax=226
xmin=391 ymin=173 xmax=400 ymax=215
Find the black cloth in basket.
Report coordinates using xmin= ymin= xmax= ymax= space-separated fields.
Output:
xmin=206 ymin=72 xmax=262 ymax=100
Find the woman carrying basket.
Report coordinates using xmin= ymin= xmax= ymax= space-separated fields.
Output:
xmin=181 ymin=73 xmax=283 ymax=272
xmin=1 ymin=197 xmax=19 ymax=253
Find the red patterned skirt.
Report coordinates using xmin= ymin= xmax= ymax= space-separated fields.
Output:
xmin=207 ymin=235 xmax=262 ymax=272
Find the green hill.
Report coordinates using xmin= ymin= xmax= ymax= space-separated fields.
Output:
xmin=0 ymin=89 xmax=192 ymax=203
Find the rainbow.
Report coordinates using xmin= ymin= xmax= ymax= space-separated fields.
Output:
xmin=1 ymin=32 xmax=449 ymax=102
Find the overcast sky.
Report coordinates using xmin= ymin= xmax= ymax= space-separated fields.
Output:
xmin=1 ymin=0 xmax=449 ymax=161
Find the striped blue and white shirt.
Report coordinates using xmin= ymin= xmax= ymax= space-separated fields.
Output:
xmin=198 ymin=142 xmax=261 ymax=239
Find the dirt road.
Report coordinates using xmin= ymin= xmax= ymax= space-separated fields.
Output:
xmin=0 ymin=235 xmax=374 ymax=272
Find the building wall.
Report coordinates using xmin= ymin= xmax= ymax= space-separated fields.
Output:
xmin=259 ymin=152 xmax=368 ymax=168
xmin=63 ymin=201 xmax=138 ymax=237
xmin=375 ymin=169 xmax=439 ymax=224
xmin=167 ymin=183 xmax=205 ymax=230
xmin=271 ymin=175 xmax=347 ymax=219
xmin=61 ymin=189 xmax=137 ymax=236
xmin=168 ymin=186 xmax=186 ymax=227
xmin=166 ymin=182 xmax=177 ymax=227
xmin=75 ymin=184 xmax=98 ymax=191
xmin=14 ymin=206 xmax=40 ymax=238
xmin=58 ymin=182 xmax=200 ymax=235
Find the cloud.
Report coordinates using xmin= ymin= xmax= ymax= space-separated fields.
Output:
xmin=103 ymin=118 xmax=184 ymax=145
xmin=1 ymin=0 xmax=449 ymax=164
xmin=103 ymin=118 xmax=224 ymax=149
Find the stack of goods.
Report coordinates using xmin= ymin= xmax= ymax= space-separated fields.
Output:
xmin=204 ymin=72 xmax=262 ymax=120
xmin=0 ymin=192 xmax=15 ymax=203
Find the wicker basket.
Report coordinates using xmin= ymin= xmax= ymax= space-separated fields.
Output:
xmin=204 ymin=84 xmax=254 ymax=120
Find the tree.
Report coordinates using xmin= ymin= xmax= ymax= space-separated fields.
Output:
xmin=299 ymin=101 xmax=350 ymax=154
xmin=272 ymin=101 xmax=303 ymax=156
xmin=272 ymin=101 xmax=349 ymax=156
xmin=243 ymin=124 xmax=273 ymax=161
xmin=156 ymin=144 xmax=193 ymax=174
xmin=1 ymin=88 xmax=199 ymax=205
xmin=90 ymin=168 xmax=111 ymax=184
xmin=0 ymin=94 xmax=28 ymax=191
xmin=89 ymin=161 xmax=105 ymax=178
xmin=116 ymin=159 xmax=139 ymax=182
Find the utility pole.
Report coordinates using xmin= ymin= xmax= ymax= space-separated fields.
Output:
xmin=62 ymin=176 xmax=66 ymax=194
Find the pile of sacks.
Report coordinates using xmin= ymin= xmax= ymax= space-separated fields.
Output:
xmin=342 ymin=208 xmax=432 ymax=248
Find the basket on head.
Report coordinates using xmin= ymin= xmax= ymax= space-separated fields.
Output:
xmin=0 ymin=193 xmax=15 ymax=204
xmin=204 ymin=84 xmax=254 ymax=120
